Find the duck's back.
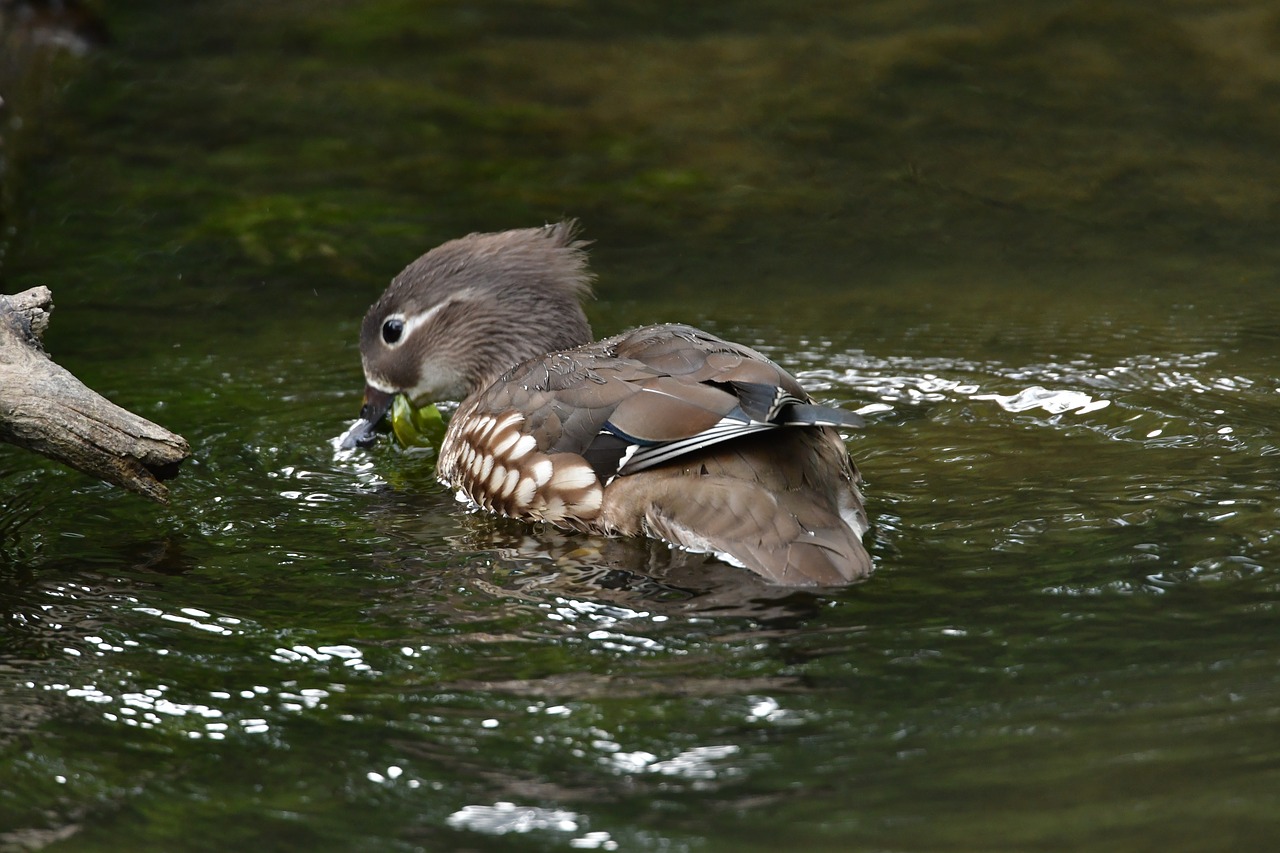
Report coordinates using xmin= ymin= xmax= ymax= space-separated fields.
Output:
xmin=437 ymin=324 xmax=872 ymax=586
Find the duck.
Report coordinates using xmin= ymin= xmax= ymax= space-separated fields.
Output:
xmin=339 ymin=221 xmax=872 ymax=586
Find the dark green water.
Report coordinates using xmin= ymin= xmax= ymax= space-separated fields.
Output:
xmin=3 ymin=1 xmax=1279 ymax=850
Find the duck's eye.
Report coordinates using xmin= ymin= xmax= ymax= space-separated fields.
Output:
xmin=382 ymin=318 xmax=405 ymax=345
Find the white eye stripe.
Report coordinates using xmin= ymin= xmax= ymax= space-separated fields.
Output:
xmin=384 ymin=302 xmax=445 ymax=348
xmin=386 ymin=290 xmax=478 ymax=348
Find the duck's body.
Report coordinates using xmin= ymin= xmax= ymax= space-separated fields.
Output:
xmin=342 ymin=222 xmax=872 ymax=586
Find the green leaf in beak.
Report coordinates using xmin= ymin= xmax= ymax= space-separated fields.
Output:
xmin=389 ymin=395 xmax=447 ymax=451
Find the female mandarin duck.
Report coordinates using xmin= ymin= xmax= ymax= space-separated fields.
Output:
xmin=340 ymin=222 xmax=872 ymax=586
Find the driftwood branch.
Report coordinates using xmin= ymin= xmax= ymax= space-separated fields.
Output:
xmin=0 ymin=287 xmax=189 ymax=502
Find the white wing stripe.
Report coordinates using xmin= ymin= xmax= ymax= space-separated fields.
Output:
xmin=618 ymin=418 xmax=776 ymax=474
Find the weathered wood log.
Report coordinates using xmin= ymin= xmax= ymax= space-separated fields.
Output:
xmin=0 ymin=287 xmax=190 ymax=502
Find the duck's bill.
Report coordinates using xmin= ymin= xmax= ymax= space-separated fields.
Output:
xmin=337 ymin=386 xmax=395 ymax=450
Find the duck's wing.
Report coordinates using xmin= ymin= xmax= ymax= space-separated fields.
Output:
xmin=574 ymin=325 xmax=863 ymax=481
xmin=437 ymin=324 xmax=871 ymax=585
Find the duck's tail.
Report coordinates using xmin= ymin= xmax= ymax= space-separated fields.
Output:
xmin=601 ymin=429 xmax=872 ymax=586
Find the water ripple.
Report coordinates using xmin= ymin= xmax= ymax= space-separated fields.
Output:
xmin=801 ymin=346 xmax=1278 ymax=457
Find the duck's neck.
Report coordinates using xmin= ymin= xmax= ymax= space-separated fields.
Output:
xmin=459 ymin=299 xmax=593 ymax=401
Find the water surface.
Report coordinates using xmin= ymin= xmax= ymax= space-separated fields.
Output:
xmin=2 ymin=1 xmax=1279 ymax=850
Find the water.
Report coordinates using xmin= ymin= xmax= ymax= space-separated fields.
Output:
xmin=2 ymin=1 xmax=1280 ymax=850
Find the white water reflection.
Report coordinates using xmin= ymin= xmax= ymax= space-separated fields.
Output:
xmin=132 ymin=605 xmax=239 ymax=636
xmin=446 ymin=801 xmax=580 ymax=834
xmin=611 ymin=744 xmax=743 ymax=780
xmin=270 ymin=643 xmax=372 ymax=671
xmin=746 ymin=695 xmax=799 ymax=724
xmin=538 ymin=596 xmax=671 ymax=651
xmin=971 ymin=385 xmax=1111 ymax=415
xmin=802 ymin=366 xmax=1113 ymax=415
xmin=444 ymin=801 xmax=620 ymax=852
xmin=804 ymin=347 xmax=1274 ymax=411
xmin=35 ymin=672 xmax=342 ymax=740
xmin=445 ymin=799 xmax=619 ymax=850
xmin=30 ymin=608 xmax=352 ymax=740
xmin=27 ymin=582 xmax=370 ymax=737
xmin=800 ymin=346 xmax=1280 ymax=457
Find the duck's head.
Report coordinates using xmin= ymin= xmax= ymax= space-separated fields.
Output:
xmin=340 ymin=221 xmax=594 ymax=449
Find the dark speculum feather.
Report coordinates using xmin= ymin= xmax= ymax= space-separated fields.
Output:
xmin=724 ymin=380 xmax=793 ymax=421
xmin=581 ymin=429 xmax=634 ymax=481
